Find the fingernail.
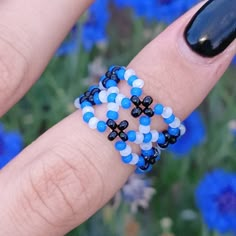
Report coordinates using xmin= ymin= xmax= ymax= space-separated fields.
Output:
xmin=184 ymin=0 xmax=236 ymax=57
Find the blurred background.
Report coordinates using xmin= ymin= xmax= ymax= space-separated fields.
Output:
xmin=0 ymin=0 xmax=236 ymax=235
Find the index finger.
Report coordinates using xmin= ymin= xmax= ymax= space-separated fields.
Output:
xmin=0 ymin=0 xmax=93 ymax=115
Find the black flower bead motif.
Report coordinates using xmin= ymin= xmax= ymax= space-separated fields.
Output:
xmin=131 ymin=95 xmax=154 ymax=118
xmin=158 ymin=130 xmax=180 ymax=149
xmin=102 ymin=66 xmax=121 ymax=88
xmin=79 ymin=87 xmax=101 ymax=106
xmin=140 ymin=147 xmax=160 ymax=170
xmin=106 ymin=119 xmax=129 ymax=142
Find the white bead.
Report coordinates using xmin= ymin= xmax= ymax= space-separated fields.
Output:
xmin=99 ymin=81 xmax=105 ymax=90
xmin=124 ymin=69 xmax=136 ymax=81
xmin=134 ymin=132 xmax=144 ymax=144
xmin=170 ymin=117 xmax=181 ymax=128
xmin=179 ymin=124 xmax=186 ymax=136
xmin=139 ymin=125 xmax=150 ymax=134
xmin=129 ymin=153 xmax=139 ymax=165
xmin=151 ymin=130 xmax=159 ymax=142
xmin=88 ymin=117 xmax=99 ymax=129
xmin=115 ymin=94 xmax=125 ymax=106
xmin=132 ymin=79 xmax=144 ymax=88
xmin=98 ymin=90 xmax=107 ymax=103
xmin=107 ymin=103 xmax=119 ymax=112
xmin=82 ymin=106 xmax=94 ymax=115
xmin=120 ymin=145 xmax=132 ymax=156
xmin=140 ymin=142 xmax=152 ymax=150
xmin=162 ymin=107 xmax=173 ymax=118
xmin=107 ymin=86 xmax=119 ymax=94
xmin=74 ymin=98 xmax=81 ymax=109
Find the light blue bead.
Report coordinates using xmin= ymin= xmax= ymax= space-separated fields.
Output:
xmin=99 ymin=75 xmax=106 ymax=83
xmin=115 ymin=141 xmax=126 ymax=151
xmin=127 ymin=130 xmax=136 ymax=142
xmin=164 ymin=114 xmax=175 ymax=124
xmin=121 ymin=98 xmax=131 ymax=109
xmin=157 ymin=133 xmax=165 ymax=144
xmin=127 ymin=75 xmax=138 ymax=86
xmin=109 ymin=65 xmax=115 ymax=71
xmin=106 ymin=80 xmax=117 ymax=88
xmin=107 ymin=93 xmax=117 ymax=103
xmin=168 ymin=127 xmax=180 ymax=136
xmin=135 ymin=165 xmax=152 ymax=174
xmin=154 ymin=104 xmax=164 ymax=115
xmin=140 ymin=116 xmax=151 ymax=126
xmin=93 ymin=93 xmax=102 ymax=105
xmin=81 ymin=101 xmax=92 ymax=109
xmin=117 ymin=67 xmax=125 ymax=80
xmin=122 ymin=154 xmax=133 ymax=164
xmin=89 ymin=85 xmax=98 ymax=91
xmin=142 ymin=148 xmax=154 ymax=157
xmin=143 ymin=133 xmax=152 ymax=143
xmin=131 ymin=87 xmax=142 ymax=97
xmin=83 ymin=112 xmax=94 ymax=123
xmin=97 ymin=121 xmax=107 ymax=133
xmin=107 ymin=111 xmax=119 ymax=120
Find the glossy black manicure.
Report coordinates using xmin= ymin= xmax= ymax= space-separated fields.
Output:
xmin=184 ymin=0 xmax=236 ymax=57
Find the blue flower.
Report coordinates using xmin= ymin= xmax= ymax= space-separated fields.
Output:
xmin=114 ymin=0 xmax=198 ymax=24
xmin=232 ymin=56 xmax=236 ymax=66
xmin=0 ymin=123 xmax=23 ymax=169
xmin=56 ymin=25 xmax=79 ymax=56
xmin=81 ymin=0 xmax=109 ymax=51
xmin=169 ymin=111 xmax=206 ymax=156
xmin=196 ymin=169 xmax=236 ymax=234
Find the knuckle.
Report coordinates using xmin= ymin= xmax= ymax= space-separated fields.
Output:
xmin=20 ymin=142 xmax=104 ymax=227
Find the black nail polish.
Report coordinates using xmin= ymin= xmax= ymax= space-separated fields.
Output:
xmin=184 ymin=0 xmax=236 ymax=57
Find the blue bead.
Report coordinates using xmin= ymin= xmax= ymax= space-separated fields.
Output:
xmin=157 ymin=132 xmax=165 ymax=144
xmin=164 ymin=114 xmax=175 ymax=124
xmin=106 ymin=80 xmax=117 ymax=88
xmin=127 ymin=130 xmax=136 ymax=142
xmin=115 ymin=141 xmax=126 ymax=151
xmin=122 ymin=154 xmax=133 ymax=164
xmin=117 ymin=67 xmax=125 ymax=80
xmin=137 ymin=156 xmax=145 ymax=167
xmin=131 ymin=87 xmax=142 ymax=97
xmin=97 ymin=121 xmax=107 ymax=133
xmin=93 ymin=92 xmax=102 ymax=105
xmin=127 ymin=75 xmax=138 ymax=86
xmin=81 ymin=101 xmax=92 ymax=109
xmin=107 ymin=111 xmax=119 ymax=120
xmin=135 ymin=165 xmax=152 ymax=174
xmin=142 ymin=148 xmax=154 ymax=157
xmin=154 ymin=104 xmax=164 ymax=115
xmin=83 ymin=112 xmax=94 ymax=123
xmin=109 ymin=65 xmax=115 ymax=71
xmin=121 ymin=98 xmax=131 ymax=109
xmin=140 ymin=116 xmax=151 ymax=126
xmin=107 ymin=93 xmax=117 ymax=103
xmin=143 ymin=133 xmax=152 ymax=143
xmin=168 ymin=127 xmax=180 ymax=136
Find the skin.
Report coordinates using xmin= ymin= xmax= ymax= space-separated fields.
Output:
xmin=0 ymin=0 xmax=235 ymax=235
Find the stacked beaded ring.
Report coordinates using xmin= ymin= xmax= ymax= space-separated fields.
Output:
xmin=74 ymin=66 xmax=186 ymax=173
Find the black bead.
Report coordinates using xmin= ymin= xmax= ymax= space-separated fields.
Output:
xmin=159 ymin=141 xmax=169 ymax=149
xmin=106 ymin=71 xmax=112 ymax=78
xmin=110 ymin=74 xmax=120 ymax=83
xmin=118 ymin=120 xmax=129 ymax=130
xmin=131 ymin=95 xmax=141 ymax=106
xmin=106 ymin=119 xmax=117 ymax=129
xmin=79 ymin=95 xmax=87 ymax=104
xmin=169 ymin=136 xmax=177 ymax=144
xmin=163 ymin=130 xmax=171 ymax=141
xmin=142 ymin=96 xmax=153 ymax=107
xmin=140 ymin=162 xmax=150 ymax=171
xmin=91 ymin=88 xmax=101 ymax=95
xmin=131 ymin=107 xmax=142 ymax=118
xmin=84 ymin=91 xmax=91 ymax=97
xmin=148 ymin=157 xmax=156 ymax=165
xmin=153 ymin=147 xmax=160 ymax=158
xmin=119 ymin=132 xmax=128 ymax=142
xmin=102 ymin=77 xmax=110 ymax=88
xmin=111 ymin=66 xmax=121 ymax=74
xmin=108 ymin=131 xmax=118 ymax=141
xmin=144 ymin=108 xmax=154 ymax=117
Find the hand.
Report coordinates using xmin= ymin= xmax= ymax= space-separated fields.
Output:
xmin=0 ymin=0 xmax=235 ymax=235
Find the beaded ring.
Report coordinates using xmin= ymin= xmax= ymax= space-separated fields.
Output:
xmin=74 ymin=66 xmax=186 ymax=173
